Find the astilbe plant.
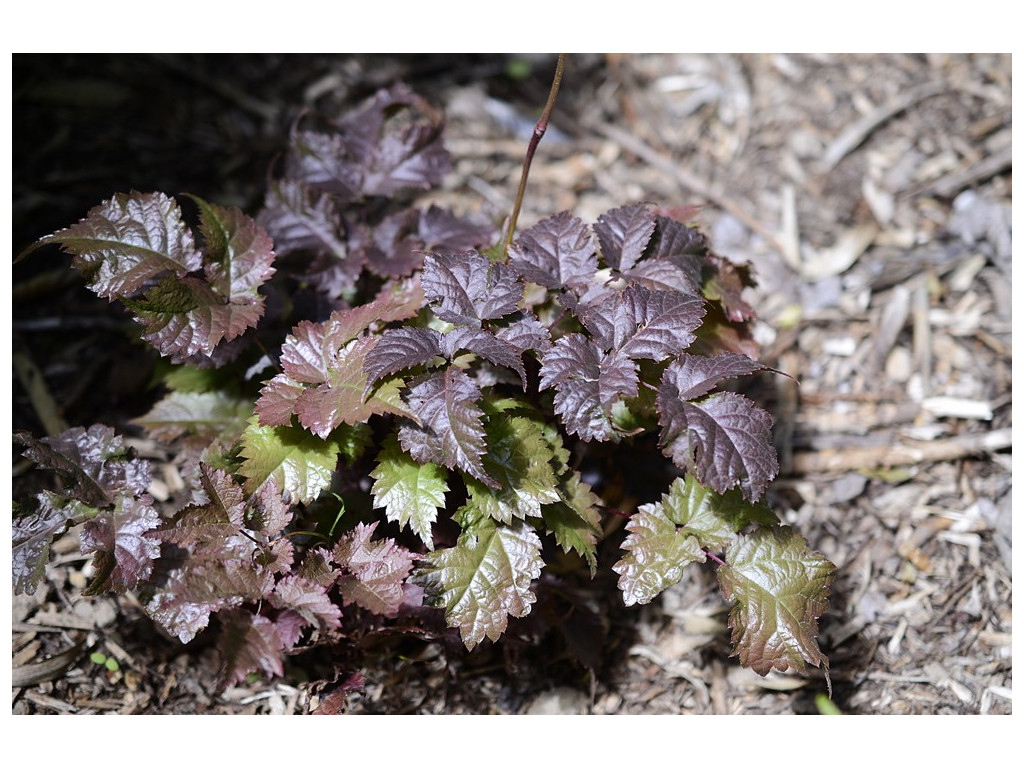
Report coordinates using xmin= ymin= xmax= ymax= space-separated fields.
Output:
xmin=14 ymin=72 xmax=836 ymax=694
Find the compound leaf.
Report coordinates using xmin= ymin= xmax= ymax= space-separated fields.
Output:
xmin=717 ymin=527 xmax=836 ymax=676
xmin=414 ymin=519 xmax=543 ymax=650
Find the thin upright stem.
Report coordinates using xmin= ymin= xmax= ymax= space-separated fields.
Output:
xmin=501 ymin=53 xmax=567 ymax=259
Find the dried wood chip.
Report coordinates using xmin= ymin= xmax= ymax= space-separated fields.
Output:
xmin=12 ymin=640 xmax=85 ymax=687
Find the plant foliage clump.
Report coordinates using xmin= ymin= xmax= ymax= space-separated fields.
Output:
xmin=14 ymin=79 xmax=835 ymax=693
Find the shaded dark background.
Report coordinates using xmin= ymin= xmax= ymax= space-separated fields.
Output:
xmin=12 ymin=53 xmax=580 ymax=435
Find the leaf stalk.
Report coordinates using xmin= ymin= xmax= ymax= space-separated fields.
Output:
xmin=501 ymin=54 xmax=567 ymax=259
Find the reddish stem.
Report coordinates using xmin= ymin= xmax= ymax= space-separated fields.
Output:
xmin=704 ymin=549 xmax=727 ymax=567
xmin=501 ymin=54 xmax=567 ymax=259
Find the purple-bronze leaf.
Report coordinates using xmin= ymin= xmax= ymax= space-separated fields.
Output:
xmin=35 ymin=191 xmax=201 ymax=300
xmin=286 ymin=129 xmax=363 ymax=200
xmin=333 ymin=522 xmax=415 ymax=617
xmin=658 ymin=389 xmax=778 ymax=502
xmin=80 ymin=495 xmax=161 ymax=596
xmin=623 ymin=256 xmax=703 ymax=297
xmin=269 ymin=575 xmax=343 ymax=632
xmin=717 ymin=527 xmax=835 ymax=676
xmin=363 ymin=122 xmax=451 ymax=196
xmin=493 ymin=310 xmax=552 ymax=355
xmin=217 ymin=610 xmax=286 ymax=688
xmin=244 ymin=482 xmax=293 ymax=538
xmin=539 ymin=334 xmax=638 ymax=442
xmin=15 ymin=425 xmax=152 ymax=508
xmin=363 ymin=327 xmax=442 ymax=388
xmin=579 ymin=284 xmax=705 ymax=361
xmin=258 ymin=178 xmax=350 ymax=262
xmin=13 ymin=493 xmax=81 ymax=595
xmin=145 ymin=547 xmax=274 ymax=644
xmin=253 ymin=373 xmax=305 ymax=428
xmin=151 ymin=466 xmax=246 ymax=555
xmin=418 ymin=205 xmax=497 ymax=253
xmin=421 ymin=250 xmax=522 ymax=327
xmin=440 ymin=327 xmax=526 ymax=387
xmin=356 ymin=208 xmax=424 ymax=278
xmin=193 ymin=197 xmax=276 ymax=308
xmin=144 ymin=467 xmax=278 ymax=643
xmin=702 ymin=252 xmax=757 ymax=322
xmin=508 ymin=211 xmax=596 ymax=290
xmin=398 ymin=368 xmax=493 ymax=487
xmin=659 ymin=352 xmax=767 ymax=401
xmin=291 ymin=337 xmax=412 ymax=439
xmin=260 ymin=283 xmax=424 ymax=434
xmin=649 ymin=215 xmax=708 ymax=261
xmin=593 ymin=203 xmax=657 ymax=272
xmin=127 ymin=273 xmax=264 ymax=362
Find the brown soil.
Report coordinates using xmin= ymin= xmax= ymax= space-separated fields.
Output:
xmin=11 ymin=53 xmax=1011 ymax=716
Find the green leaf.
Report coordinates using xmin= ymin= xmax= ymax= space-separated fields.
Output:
xmin=541 ymin=472 xmax=602 ymax=575
xmin=413 ymin=519 xmax=543 ymax=650
xmin=237 ymin=415 xmax=341 ymax=504
xmin=660 ymin=475 xmax=777 ymax=552
xmin=612 ymin=503 xmax=706 ymax=606
xmin=132 ymin=390 xmax=252 ymax=443
xmin=717 ymin=527 xmax=836 ymax=676
xmin=369 ymin=434 xmax=448 ymax=549
xmin=463 ymin=415 xmax=561 ymax=524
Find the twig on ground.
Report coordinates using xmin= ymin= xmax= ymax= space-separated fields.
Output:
xmin=791 ymin=428 xmax=1011 ymax=474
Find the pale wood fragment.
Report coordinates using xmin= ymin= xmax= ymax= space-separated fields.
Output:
xmin=792 ymin=428 xmax=1011 ymax=474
